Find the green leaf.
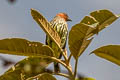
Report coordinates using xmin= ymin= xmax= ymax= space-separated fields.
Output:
xmin=76 ymin=77 xmax=96 ymax=80
xmin=88 ymin=9 xmax=119 ymax=37
xmin=91 ymin=45 xmax=120 ymax=66
xmin=80 ymin=16 xmax=98 ymax=26
xmin=31 ymin=8 xmax=61 ymax=48
xmin=80 ymin=16 xmax=99 ymax=38
xmin=69 ymin=23 xmax=94 ymax=59
xmin=0 ymin=38 xmax=54 ymax=57
xmin=0 ymin=57 xmax=52 ymax=80
xmin=28 ymin=73 xmax=57 ymax=80
xmin=38 ymin=73 xmax=56 ymax=80
xmin=69 ymin=9 xmax=120 ymax=60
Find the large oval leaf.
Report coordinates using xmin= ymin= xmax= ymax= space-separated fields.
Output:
xmin=31 ymin=9 xmax=61 ymax=48
xmin=91 ymin=45 xmax=120 ymax=66
xmin=76 ymin=74 xmax=96 ymax=80
xmin=69 ymin=23 xmax=94 ymax=59
xmin=0 ymin=57 xmax=52 ymax=80
xmin=28 ymin=73 xmax=57 ymax=80
xmin=76 ymin=77 xmax=96 ymax=80
xmin=80 ymin=10 xmax=120 ymax=38
xmin=69 ymin=9 xmax=120 ymax=59
xmin=80 ymin=16 xmax=98 ymax=27
xmin=88 ymin=9 xmax=119 ymax=37
xmin=0 ymin=38 xmax=54 ymax=57
xmin=38 ymin=73 xmax=56 ymax=80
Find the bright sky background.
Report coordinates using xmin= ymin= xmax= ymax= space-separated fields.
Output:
xmin=0 ymin=0 xmax=120 ymax=80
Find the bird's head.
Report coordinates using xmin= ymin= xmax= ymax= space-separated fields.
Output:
xmin=56 ymin=13 xmax=72 ymax=21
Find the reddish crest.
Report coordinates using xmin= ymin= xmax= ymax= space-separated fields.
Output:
xmin=56 ymin=13 xmax=72 ymax=21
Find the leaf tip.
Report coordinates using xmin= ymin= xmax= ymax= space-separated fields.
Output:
xmin=89 ymin=52 xmax=93 ymax=55
xmin=30 ymin=8 xmax=37 ymax=17
xmin=117 ymin=14 xmax=120 ymax=17
xmin=30 ymin=8 xmax=35 ymax=12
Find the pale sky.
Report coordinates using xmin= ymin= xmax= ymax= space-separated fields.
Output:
xmin=0 ymin=0 xmax=120 ymax=80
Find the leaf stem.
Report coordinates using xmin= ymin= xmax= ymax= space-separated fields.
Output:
xmin=74 ymin=58 xmax=78 ymax=78
xmin=50 ymin=56 xmax=73 ymax=75
xmin=53 ymin=73 xmax=71 ymax=79
xmin=68 ymin=53 xmax=72 ymax=64
xmin=59 ymin=47 xmax=68 ymax=61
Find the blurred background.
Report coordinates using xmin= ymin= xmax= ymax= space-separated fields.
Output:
xmin=0 ymin=0 xmax=120 ymax=80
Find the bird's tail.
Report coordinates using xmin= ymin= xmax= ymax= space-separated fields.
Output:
xmin=54 ymin=62 xmax=60 ymax=73
xmin=54 ymin=52 xmax=62 ymax=73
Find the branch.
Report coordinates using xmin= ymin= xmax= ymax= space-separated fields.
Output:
xmin=53 ymin=73 xmax=70 ymax=79
xmin=74 ymin=58 xmax=78 ymax=78
xmin=33 ymin=56 xmax=73 ymax=75
xmin=68 ymin=53 xmax=72 ymax=64
xmin=48 ymin=56 xmax=73 ymax=75
xmin=58 ymin=46 xmax=68 ymax=61
xmin=26 ymin=72 xmax=70 ymax=80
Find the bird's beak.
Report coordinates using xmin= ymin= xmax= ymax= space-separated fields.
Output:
xmin=67 ymin=18 xmax=72 ymax=21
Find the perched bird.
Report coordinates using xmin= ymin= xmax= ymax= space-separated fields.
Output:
xmin=46 ymin=13 xmax=72 ymax=72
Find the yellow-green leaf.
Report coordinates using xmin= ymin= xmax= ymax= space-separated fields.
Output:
xmin=0 ymin=38 xmax=54 ymax=57
xmin=0 ymin=57 xmax=52 ymax=80
xmin=88 ymin=9 xmax=119 ymax=37
xmin=91 ymin=45 xmax=120 ymax=66
xmin=80 ymin=16 xmax=98 ymax=26
xmin=69 ymin=23 xmax=94 ymax=59
xmin=76 ymin=77 xmax=96 ymax=80
xmin=80 ymin=16 xmax=99 ymax=38
xmin=28 ymin=73 xmax=57 ymax=80
xmin=69 ymin=9 xmax=120 ymax=60
xmin=31 ymin=8 xmax=61 ymax=48
xmin=38 ymin=73 xmax=56 ymax=80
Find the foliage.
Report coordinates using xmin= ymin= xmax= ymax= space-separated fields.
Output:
xmin=0 ymin=9 xmax=119 ymax=80
xmin=91 ymin=45 xmax=120 ymax=66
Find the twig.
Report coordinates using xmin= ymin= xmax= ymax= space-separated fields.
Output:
xmin=33 ymin=56 xmax=73 ymax=75
xmin=59 ymin=47 xmax=68 ymax=61
xmin=74 ymin=58 xmax=78 ymax=78
xmin=27 ymin=72 xmax=71 ymax=80
xmin=53 ymin=73 xmax=70 ymax=79
xmin=68 ymin=53 xmax=72 ymax=64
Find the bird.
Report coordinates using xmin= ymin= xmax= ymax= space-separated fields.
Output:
xmin=46 ymin=13 xmax=72 ymax=73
